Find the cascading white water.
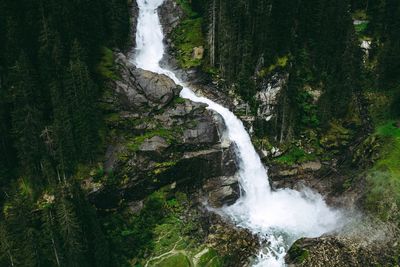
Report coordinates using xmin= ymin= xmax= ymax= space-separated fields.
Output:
xmin=133 ymin=0 xmax=344 ymax=265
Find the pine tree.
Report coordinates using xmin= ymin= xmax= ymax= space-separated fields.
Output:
xmin=10 ymin=53 xmax=44 ymax=180
xmin=65 ymin=41 xmax=99 ymax=161
xmin=56 ymin=189 xmax=87 ymax=267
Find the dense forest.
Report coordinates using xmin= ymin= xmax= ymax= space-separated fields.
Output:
xmin=0 ymin=0 xmax=399 ymax=266
xmin=0 ymin=0 xmax=129 ymax=265
xmin=189 ymin=0 xmax=400 ymax=134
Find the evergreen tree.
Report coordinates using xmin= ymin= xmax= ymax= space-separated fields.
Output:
xmin=10 ymin=53 xmax=44 ymax=180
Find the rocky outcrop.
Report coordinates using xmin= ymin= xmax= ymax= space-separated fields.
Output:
xmin=203 ymin=213 xmax=260 ymax=267
xmin=114 ymin=53 xmax=181 ymax=111
xmin=256 ymin=73 xmax=288 ymax=122
xmin=158 ymin=0 xmax=184 ymax=36
xmin=89 ymin=52 xmax=239 ymax=209
xmin=286 ymin=235 xmax=398 ymax=267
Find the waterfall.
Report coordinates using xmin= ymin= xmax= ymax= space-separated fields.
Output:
xmin=132 ymin=0 xmax=344 ymax=265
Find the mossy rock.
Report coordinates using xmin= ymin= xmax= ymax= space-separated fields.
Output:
xmin=155 ymin=253 xmax=191 ymax=267
xmin=287 ymin=243 xmax=310 ymax=264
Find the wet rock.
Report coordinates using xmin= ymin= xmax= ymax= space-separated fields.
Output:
xmin=203 ymin=176 xmax=239 ymax=207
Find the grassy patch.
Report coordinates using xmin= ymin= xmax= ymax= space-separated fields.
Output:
xmin=97 ymin=47 xmax=118 ymax=80
xmin=275 ymin=147 xmax=316 ymax=166
xmin=365 ymin=121 xmax=400 ymax=221
xmin=156 ymin=253 xmax=191 ymax=267
xmin=172 ymin=18 xmax=204 ymax=69
xmin=171 ymin=0 xmax=204 ymax=69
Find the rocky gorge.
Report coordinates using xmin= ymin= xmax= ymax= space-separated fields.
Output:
xmin=1 ymin=0 xmax=399 ymax=266
xmin=75 ymin=1 xmax=397 ymax=266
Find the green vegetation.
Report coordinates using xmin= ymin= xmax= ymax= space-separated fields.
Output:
xmin=127 ymin=129 xmax=176 ymax=152
xmin=175 ymin=0 xmax=197 ymax=18
xmin=102 ymin=189 xmax=222 ymax=267
xmin=275 ymin=147 xmax=316 ymax=166
xmin=258 ymin=56 xmax=289 ymax=78
xmin=288 ymin=243 xmax=310 ymax=264
xmin=171 ymin=0 xmax=204 ymax=69
xmin=97 ymin=47 xmax=119 ymax=80
xmin=0 ymin=0 xmax=130 ymax=266
xmin=355 ymin=22 xmax=369 ymax=34
xmin=320 ymin=121 xmax=353 ymax=153
xmin=365 ymin=121 xmax=400 ymax=221
xmin=156 ymin=253 xmax=191 ymax=267
xmin=352 ymin=9 xmax=368 ymax=20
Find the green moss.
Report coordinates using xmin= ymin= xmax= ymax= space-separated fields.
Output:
xmin=288 ymin=243 xmax=310 ymax=264
xmin=173 ymin=97 xmax=186 ymax=105
xmin=171 ymin=10 xmax=204 ymax=69
xmin=97 ymin=47 xmax=118 ymax=80
xmin=275 ymin=147 xmax=316 ymax=166
xmin=127 ymin=129 xmax=176 ymax=152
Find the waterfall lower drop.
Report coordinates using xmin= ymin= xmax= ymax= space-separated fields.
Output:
xmin=133 ymin=0 xmax=344 ymax=265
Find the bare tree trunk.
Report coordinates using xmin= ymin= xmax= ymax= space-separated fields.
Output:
xmin=209 ymin=0 xmax=217 ymax=66
xmin=49 ymin=211 xmax=61 ymax=267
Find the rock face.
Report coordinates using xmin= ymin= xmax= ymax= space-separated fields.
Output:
xmin=256 ymin=73 xmax=288 ymax=122
xmin=158 ymin=0 xmax=184 ymax=36
xmin=90 ymin=52 xmax=239 ymax=209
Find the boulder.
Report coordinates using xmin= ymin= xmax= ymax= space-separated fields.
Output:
xmin=192 ymin=46 xmax=204 ymax=60
xmin=134 ymin=69 xmax=180 ymax=108
xmin=113 ymin=53 xmax=181 ymax=111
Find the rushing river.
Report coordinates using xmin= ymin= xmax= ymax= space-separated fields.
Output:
xmin=132 ymin=0 xmax=344 ymax=265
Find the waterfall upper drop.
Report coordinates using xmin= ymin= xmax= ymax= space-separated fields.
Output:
xmin=133 ymin=0 xmax=344 ymax=265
